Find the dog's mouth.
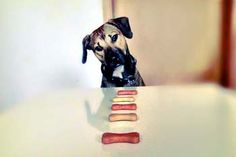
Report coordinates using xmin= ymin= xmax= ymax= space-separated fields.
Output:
xmin=104 ymin=50 xmax=126 ymax=78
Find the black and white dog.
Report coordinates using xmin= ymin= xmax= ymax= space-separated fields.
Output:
xmin=82 ymin=17 xmax=145 ymax=87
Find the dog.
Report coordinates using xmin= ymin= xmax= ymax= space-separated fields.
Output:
xmin=82 ymin=17 xmax=145 ymax=87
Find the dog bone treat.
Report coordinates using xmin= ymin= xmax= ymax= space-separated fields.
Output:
xmin=112 ymin=97 xmax=135 ymax=102
xmin=111 ymin=103 xmax=137 ymax=110
xmin=102 ymin=132 xmax=140 ymax=144
xmin=109 ymin=113 xmax=137 ymax=122
xmin=117 ymin=90 xmax=138 ymax=95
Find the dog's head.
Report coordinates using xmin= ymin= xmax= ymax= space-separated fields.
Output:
xmin=82 ymin=17 xmax=133 ymax=69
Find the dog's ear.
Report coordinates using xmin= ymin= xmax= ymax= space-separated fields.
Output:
xmin=82 ymin=35 xmax=92 ymax=64
xmin=108 ymin=17 xmax=133 ymax=39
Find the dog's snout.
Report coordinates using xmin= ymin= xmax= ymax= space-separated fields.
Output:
xmin=106 ymin=47 xmax=119 ymax=55
xmin=105 ymin=47 xmax=126 ymax=68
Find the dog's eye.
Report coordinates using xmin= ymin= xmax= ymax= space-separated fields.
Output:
xmin=95 ymin=46 xmax=103 ymax=51
xmin=111 ymin=34 xmax=118 ymax=42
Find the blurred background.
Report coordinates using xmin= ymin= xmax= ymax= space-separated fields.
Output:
xmin=0 ymin=0 xmax=235 ymax=108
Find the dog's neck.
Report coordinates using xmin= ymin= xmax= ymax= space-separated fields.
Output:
xmin=101 ymin=66 xmax=138 ymax=87
xmin=112 ymin=65 xmax=124 ymax=78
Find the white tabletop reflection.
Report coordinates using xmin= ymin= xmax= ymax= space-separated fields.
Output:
xmin=0 ymin=84 xmax=235 ymax=157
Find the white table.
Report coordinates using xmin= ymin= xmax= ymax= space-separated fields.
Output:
xmin=0 ymin=84 xmax=235 ymax=157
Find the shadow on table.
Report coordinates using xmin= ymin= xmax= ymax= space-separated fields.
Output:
xmin=84 ymin=88 xmax=116 ymax=131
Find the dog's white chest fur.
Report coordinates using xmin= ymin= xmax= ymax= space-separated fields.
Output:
xmin=112 ymin=65 xmax=124 ymax=78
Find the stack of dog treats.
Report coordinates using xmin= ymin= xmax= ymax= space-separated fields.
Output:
xmin=102 ymin=89 xmax=140 ymax=144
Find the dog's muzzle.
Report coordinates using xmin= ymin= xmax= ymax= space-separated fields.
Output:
xmin=104 ymin=47 xmax=126 ymax=69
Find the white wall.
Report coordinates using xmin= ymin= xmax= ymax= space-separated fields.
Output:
xmin=0 ymin=0 xmax=103 ymax=108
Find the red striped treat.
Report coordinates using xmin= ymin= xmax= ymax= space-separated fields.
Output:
xmin=102 ymin=132 xmax=140 ymax=144
xmin=117 ymin=90 xmax=138 ymax=95
xmin=111 ymin=103 xmax=137 ymax=110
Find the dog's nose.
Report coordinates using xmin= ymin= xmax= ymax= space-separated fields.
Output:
xmin=111 ymin=56 xmax=119 ymax=62
xmin=110 ymin=56 xmax=121 ymax=68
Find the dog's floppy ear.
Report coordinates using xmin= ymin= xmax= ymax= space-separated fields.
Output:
xmin=108 ymin=17 xmax=133 ymax=39
xmin=82 ymin=35 xmax=92 ymax=64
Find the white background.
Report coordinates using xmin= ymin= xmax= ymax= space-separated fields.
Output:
xmin=0 ymin=0 xmax=103 ymax=108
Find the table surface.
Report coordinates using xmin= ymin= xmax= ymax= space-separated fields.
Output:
xmin=0 ymin=84 xmax=235 ymax=157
